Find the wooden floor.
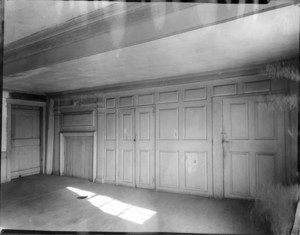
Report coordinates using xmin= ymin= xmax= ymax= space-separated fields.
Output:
xmin=0 ymin=175 xmax=269 ymax=234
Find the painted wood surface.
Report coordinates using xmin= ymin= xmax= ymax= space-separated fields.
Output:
xmin=118 ymin=109 xmax=135 ymax=187
xmin=222 ymin=95 xmax=285 ymax=199
xmin=10 ymin=105 xmax=41 ymax=178
xmin=156 ymin=98 xmax=213 ymax=196
xmin=64 ymin=136 xmax=93 ymax=180
xmin=1 ymin=152 xmax=7 ymax=183
xmin=51 ymin=75 xmax=295 ymax=199
xmin=135 ymin=106 xmax=155 ymax=189
xmin=104 ymin=110 xmax=117 ymax=183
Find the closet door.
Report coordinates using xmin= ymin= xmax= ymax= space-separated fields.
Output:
xmin=10 ymin=105 xmax=41 ymax=178
xmin=222 ymin=95 xmax=285 ymax=199
xmin=118 ymin=109 xmax=135 ymax=187
xmin=135 ymin=107 xmax=155 ymax=189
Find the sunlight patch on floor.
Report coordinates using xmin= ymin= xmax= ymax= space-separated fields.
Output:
xmin=66 ymin=187 xmax=156 ymax=225
xmin=66 ymin=187 xmax=96 ymax=198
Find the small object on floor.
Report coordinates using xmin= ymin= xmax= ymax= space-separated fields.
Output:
xmin=77 ymin=196 xmax=88 ymax=199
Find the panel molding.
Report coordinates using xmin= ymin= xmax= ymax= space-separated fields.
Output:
xmin=122 ymin=150 xmax=134 ymax=183
xmin=213 ymin=84 xmax=237 ymax=96
xmin=138 ymin=150 xmax=151 ymax=186
xmin=61 ymin=111 xmax=95 ymax=129
xmin=158 ymin=107 xmax=179 ymax=140
xmin=158 ymin=150 xmax=179 ymax=189
xmin=105 ymin=112 xmax=116 ymax=140
xmin=183 ymin=105 xmax=207 ymax=140
xmin=138 ymin=111 xmax=150 ymax=140
xmin=137 ymin=94 xmax=154 ymax=106
xmin=119 ymin=96 xmax=134 ymax=107
xmin=229 ymin=102 xmax=249 ymax=140
xmin=229 ymin=151 xmax=251 ymax=197
xmin=158 ymin=91 xmax=179 ymax=104
xmin=104 ymin=149 xmax=116 ymax=182
xmin=105 ymin=98 xmax=116 ymax=108
xmin=184 ymin=87 xmax=207 ymax=101
xmin=255 ymin=152 xmax=276 ymax=188
xmin=184 ymin=151 xmax=208 ymax=192
xmin=244 ymin=80 xmax=271 ymax=93
xmin=254 ymin=101 xmax=277 ymax=140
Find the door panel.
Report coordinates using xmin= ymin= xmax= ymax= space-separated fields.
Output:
xmin=136 ymin=107 xmax=155 ymax=189
xmin=105 ymin=149 xmax=116 ymax=181
xmin=104 ymin=111 xmax=116 ymax=183
xmin=158 ymin=108 xmax=178 ymax=140
xmin=222 ymin=95 xmax=285 ymax=199
xmin=10 ymin=106 xmax=41 ymax=178
xmin=123 ymin=150 xmax=133 ymax=182
xmin=184 ymin=151 xmax=208 ymax=191
xmin=184 ymin=106 xmax=207 ymax=139
xmin=159 ymin=151 xmax=179 ymax=188
xmin=118 ymin=109 xmax=135 ymax=187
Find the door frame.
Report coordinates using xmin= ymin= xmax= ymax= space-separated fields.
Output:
xmin=6 ymin=99 xmax=46 ymax=182
xmin=212 ymin=93 xmax=288 ymax=199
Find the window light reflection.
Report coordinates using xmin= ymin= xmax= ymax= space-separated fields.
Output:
xmin=66 ymin=187 xmax=156 ymax=224
xmin=66 ymin=187 xmax=96 ymax=198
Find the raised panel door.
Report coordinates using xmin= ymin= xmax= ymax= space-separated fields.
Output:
xmin=136 ymin=107 xmax=155 ymax=189
xmin=10 ymin=105 xmax=41 ymax=178
xmin=222 ymin=95 xmax=285 ymax=199
xmin=118 ymin=109 xmax=135 ymax=187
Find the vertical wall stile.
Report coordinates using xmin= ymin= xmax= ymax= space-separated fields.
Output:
xmin=97 ymin=106 xmax=105 ymax=183
xmin=0 ymin=0 xmax=4 ymax=184
xmin=53 ymin=99 xmax=61 ymax=175
xmin=45 ymin=97 xmax=54 ymax=175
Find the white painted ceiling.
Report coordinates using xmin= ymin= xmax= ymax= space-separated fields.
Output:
xmin=3 ymin=2 xmax=299 ymax=94
xmin=4 ymin=0 xmax=113 ymax=44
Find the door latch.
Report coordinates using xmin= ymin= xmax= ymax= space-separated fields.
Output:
xmin=221 ymin=131 xmax=230 ymax=144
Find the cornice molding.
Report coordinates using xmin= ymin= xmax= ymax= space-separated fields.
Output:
xmin=5 ymin=2 xmax=140 ymax=51
xmin=4 ymin=2 xmax=197 ymax=64
xmin=4 ymin=2 xmax=291 ymax=69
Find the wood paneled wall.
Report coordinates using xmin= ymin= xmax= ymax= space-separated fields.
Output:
xmin=51 ymin=73 xmax=296 ymax=198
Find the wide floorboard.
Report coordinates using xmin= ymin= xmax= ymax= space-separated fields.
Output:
xmin=0 ymin=175 xmax=268 ymax=234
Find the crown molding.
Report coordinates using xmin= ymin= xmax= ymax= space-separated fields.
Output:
xmin=4 ymin=2 xmax=197 ymax=63
xmin=4 ymin=2 xmax=292 ymax=74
